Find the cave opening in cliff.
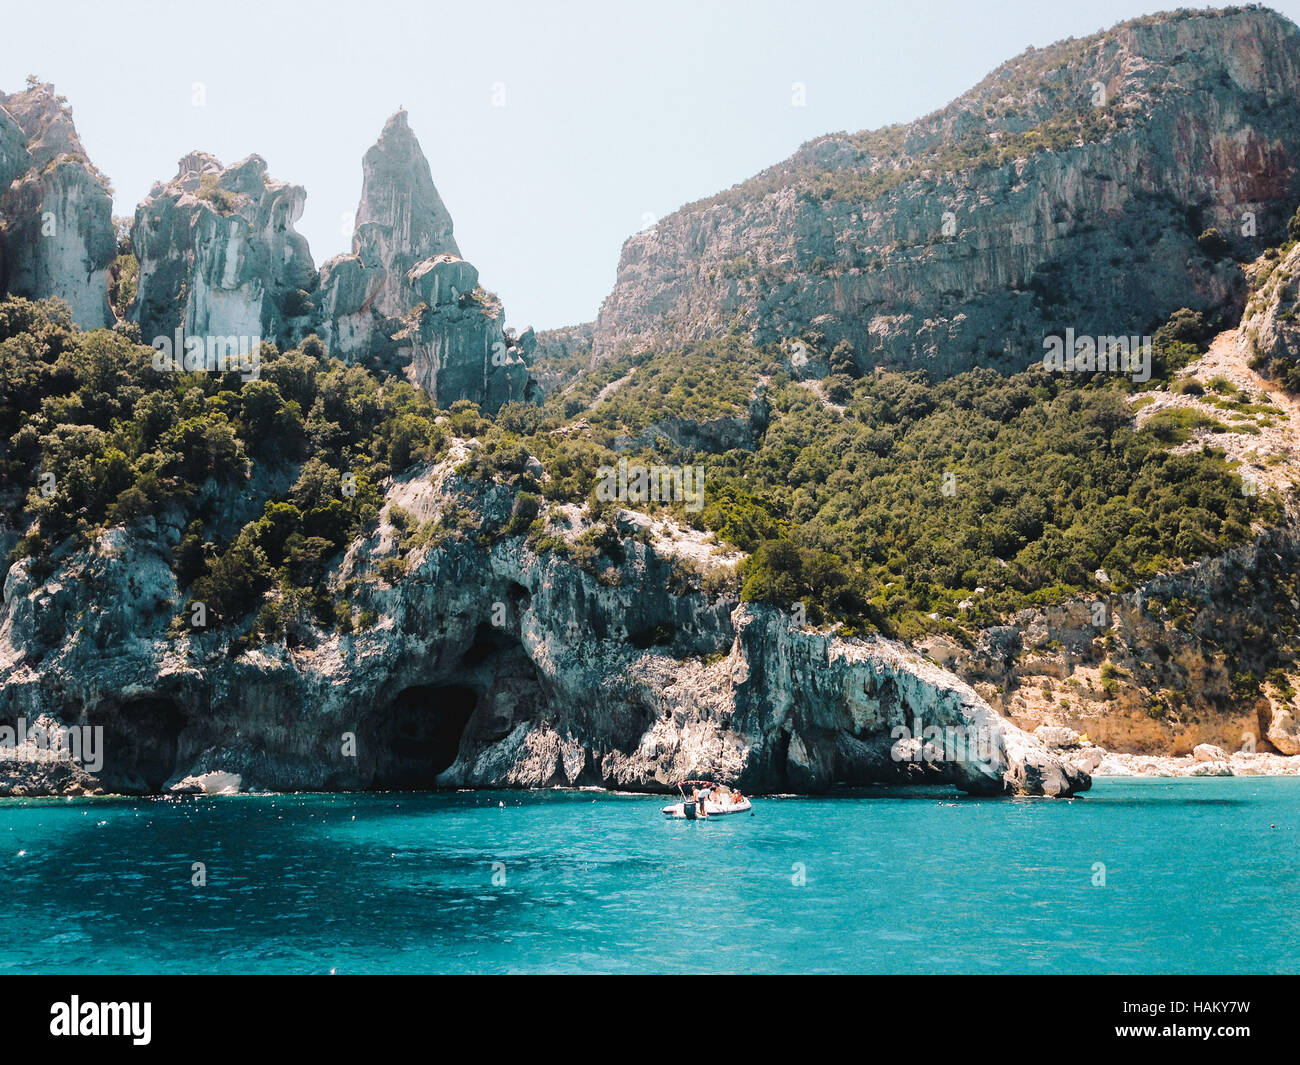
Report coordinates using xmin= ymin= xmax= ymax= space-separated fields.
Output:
xmin=88 ymin=695 xmax=188 ymax=794
xmin=628 ymin=623 xmax=675 ymax=650
xmin=366 ymin=684 xmax=478 ymax=789
xmin=361 ymin=620 xmax=554 ymax=788
xmin=462 ymin=622 xmax=516 ymax=667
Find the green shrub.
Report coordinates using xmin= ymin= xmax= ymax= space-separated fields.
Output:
xmin=1197 ymin=228 xmax=1230 ymax=259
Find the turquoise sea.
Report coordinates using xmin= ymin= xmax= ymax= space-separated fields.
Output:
xmin=1 ymin=777 xmax=1296 ymax=974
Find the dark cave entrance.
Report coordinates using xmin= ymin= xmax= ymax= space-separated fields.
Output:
xmin=462 ymin=621 xmax=515 ymax=667
xmin=363 ymin=621 xmax=552 ymax=790
xmin=89 ymin=695 xmax=187 ymax=794
xmin=366 ymin=684 xmax=478 ymax=789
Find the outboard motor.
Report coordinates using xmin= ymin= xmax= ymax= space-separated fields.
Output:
xmin=683 ymin=800 xmax=697 ymax=820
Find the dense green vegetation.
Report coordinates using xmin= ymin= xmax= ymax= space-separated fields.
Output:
xmin=579 ymin=336 xmax=772 ymax=434
xmin=194 ymin=173 xmax=241 ymax=214
xmin=428 ymin=308 xmax=1278 ymax=640
xmin=0 ymin=290 xmax=1283 ymax=646
xmin=458 ymin=299 xmax=1261 ymax=651
xmin=107 ymin=218 xmax=138 ymax=318
xmin=0 ymin=299 xmax=445 ymax=635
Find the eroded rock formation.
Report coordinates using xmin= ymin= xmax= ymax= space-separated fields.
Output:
xmin=1242 ymin=235 xmax=1300 ymax=364
xmin=0 ymin=448 xmax=1087 ymax=798
xmin=353 ymin=110 xmax=459 ymax=318
xmin=316 ymin=110 xmax=539 ymax=411
xmin=0 ymin=82 xmax=114 ymax=329
xmin=593 ymin=8 xmax=1300 ymax=375
xmin=1 ymin=87 xmax=539 ymax=412
xmin=129 ymin=151 xmax=316 ymax=351
xmin=401 ymin=254 xmax=540 ymax=410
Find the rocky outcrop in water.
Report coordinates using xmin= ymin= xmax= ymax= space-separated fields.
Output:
xmin=129 ymin=151 xmax=317 ymax=351
xmin=0 ymin=83 xmax=114 ymax=329
xmin=0 ymin=446 xmax=1086 ymax=798
xmin=593 ymin=8 xmax=1300 ymax=376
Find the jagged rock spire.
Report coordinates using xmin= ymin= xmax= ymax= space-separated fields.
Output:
xmin=353 ymin=110 xmax=459 ymax=318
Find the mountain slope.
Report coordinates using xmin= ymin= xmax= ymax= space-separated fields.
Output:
xmin=594 ymin=6 xmax=1300 ymax=377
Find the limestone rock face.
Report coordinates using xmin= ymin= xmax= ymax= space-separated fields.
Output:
xmin=1242 ymin=238 xmax=1300 ymax=366
xmin=1035 ymin=725 xmax=1082 ymax=749
xmin=0 ymin=107 xmax=26 ymax=297
xmin=402 ymin=254 xmax=540 ymax=409
xmin=1267 ymin=706 xmax=1300 ymax=754
xmin=0 ymin=83 xmax=114 ymax=328
xmin=313 ymin=111 xmax=458 ymax=359
xmin=0 ymin=454 xmax=1085 ymax=798
xmin=130 ymin=151 xmax=316 ymax=350
xmin=314 ymin=252 xmax=385 ymax=362
xmin=169 ymin=770 xmax=241 ymax=795
xmin=0 ymin=106 xmax=29 ymax=190
xmin=354 ymin=110 xmax=459 ymax=318
xmin=1 ymin=86 xmax=537 ymax=414
xmin=592 ymin=8 xmax=1300 ymax=375
xmin=315 ymin=111 xmax=538 ymax=412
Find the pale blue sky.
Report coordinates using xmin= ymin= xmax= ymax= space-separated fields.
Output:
xmin=5 ymin=1 xmax=1298 ymax=332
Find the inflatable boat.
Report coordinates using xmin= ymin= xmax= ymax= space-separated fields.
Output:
xmin=661 ymin=780 xmax=752 ymax=818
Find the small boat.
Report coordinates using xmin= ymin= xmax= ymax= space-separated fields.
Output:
xmin=662 ymin=780 xmax=752 ymax=818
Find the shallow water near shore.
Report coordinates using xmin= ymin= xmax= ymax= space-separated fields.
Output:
xmin=1 ymin=777 xmax=1296 ymax=974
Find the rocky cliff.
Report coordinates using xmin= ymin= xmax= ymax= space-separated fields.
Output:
xmin=0 ymin=83 xmax=114 ymax=329
xmin=315 ymin=111 xmax=539 ymax=410
xmin=0 ymin=106 xmax=27 ymax=190
xmin=117 ymin=108 xmax=538 ymax=410
xmin=16 ymin=8 xmax=1300 ymax=802
xmin=943 ymin=504 xmax=1300 ymax=756
xmin=1242 ymin=229 xmax=1300 ymax=364
xmin=921 ymin=244 xmax=1300 ymax=764
xmin=0 ymin=441 xmax=1087 ymax=798
xmin=353 ymin=110 xmax=460 ymax=319
xmin=0 ymin=86 xmax=539 ymax=413
xmin=129 ymin=151 xmax=317 ymax=351
xmin=593 ymin=7 xmax=1300 ymax=375
xmin=399 ymin=254 xmax=540 ymax=410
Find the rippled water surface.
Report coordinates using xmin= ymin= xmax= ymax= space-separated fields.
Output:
xmin=1 ymin=777 xmax=1296 ymax=973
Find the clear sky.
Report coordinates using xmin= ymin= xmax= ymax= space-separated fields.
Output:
xmin=4 ymin=1 xmax=1299 ymax=333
